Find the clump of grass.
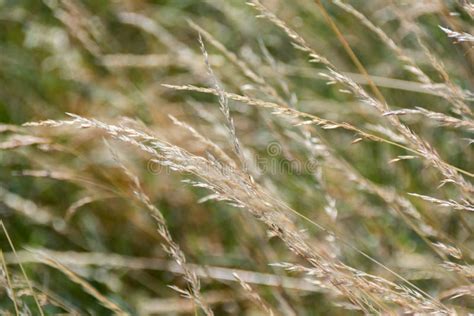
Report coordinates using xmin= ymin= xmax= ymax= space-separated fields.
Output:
xmin=0 ymin=0 xmax=473 ymax=314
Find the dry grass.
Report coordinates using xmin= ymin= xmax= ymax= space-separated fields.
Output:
xmin=0 ymin=0 xmax=473 ymax=314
